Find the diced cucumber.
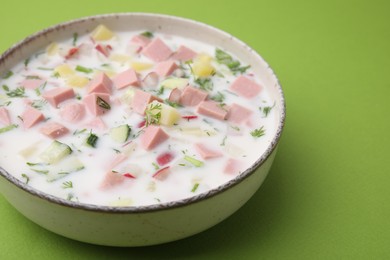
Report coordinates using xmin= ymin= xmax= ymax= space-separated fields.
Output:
xmin=39 ymin=140 xmax=72 ymax=164
xmin=109 ymin=124 xmax=131 ymax=143
xmin=46 ymin=156 xmax=84 ymax=182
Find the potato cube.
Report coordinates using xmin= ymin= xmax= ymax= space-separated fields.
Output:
xmin=91 ymin=24 xmax=115 ymax=41
xmin=192 ymin=54 xmax=215 ymax=77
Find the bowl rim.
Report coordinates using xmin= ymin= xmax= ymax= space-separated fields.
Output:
xmin=0 ymin=12 xmax=286 ymax=213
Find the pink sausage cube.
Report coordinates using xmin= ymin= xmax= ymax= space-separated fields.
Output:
xmin=40 ymin=122 xmax=69 ymax=138
xmin=142 ymin=38 xmax=173 ymax=62
xmin=83 ymin=93 xmax=111 ymax=116
xmin=112 ymin=68 xmax=140 ymax=90
xmin=140 ymin=125 xmax=169 ymax=150
xmin=155 ymin=60 xmax=178 ymax=77
xmin=194 ymin=143 xmax=223 ymax=160
xmin=226 ymin=103 xmax=253 ymax=125
xmin=100 ymin=171 xmax=126 ymax=190
xmin=21 ymin=106 xmax=45 ymax=128
xmin=130 ymin=35 xmax=151 ymax=48
xmin=131 ymin=89 xmax=163 ymax=115
xmin=87 ymin=72 xmax=113 ymax=94
xmin=60 ymin=102 xmax=85 ymax=123
xmin=171 ymin=45 xmax=197 ymax=61
xmin=196 ymin=100 xmax=228 ymax=120
xmin=85 ymin=117 xmax=107 ymax=130
xmin=224 ymin=158 xmax=244 ymax=175
xmin=229 ymin=76 xmax=262 ymax=99
xmin=180 ymin=86 xmax=208 ymax=106
xmin=42 ymin=87 xmax=75 ymax=108
xmin=0 ymin=107 xmax=11 ymax=126
xmin=20 ymin=79 xmax=46 ymax=90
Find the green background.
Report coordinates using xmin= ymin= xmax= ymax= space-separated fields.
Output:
xmin=1 ymin=0 xmax=389 ymax=259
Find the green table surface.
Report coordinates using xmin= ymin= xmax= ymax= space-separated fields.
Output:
xmin=1 ymin=0 xmax=389 ymax=259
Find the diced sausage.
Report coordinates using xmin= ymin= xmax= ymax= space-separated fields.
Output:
xmin=42 ymin=87 xmax=75 ymax=107
xmin=140 ymin=125 xmax=169 ymax=150
xmin=85 ymin=117 xmax=107 ymax=130
xmin=224 ymin=158 xmax=244 ymax=175
xmin=100 ymin=171 xmax=126 ymax=190
xmin=83 ymin=93 xmax=111 ymax=116
xmin=180 ymin=86 xmax=208 ymax=106
xmin=130 ymin=35 xmax=151 ymax=48
xmin=20 ymin=79 xmax=46 ymax=90
xmin=131 ymin=89 xmax=163 ymax=115
xmin=142 ymin=38 xmax=173 ymax=62
xmin=0 ymin=107 xmax=11 ymax=126
xmin=142 ymin=72 xmax=159 ymax=88
xmin=196 ymin=100 xmax=229 ymax=120
xmin=226 ymin=103 xmax=253 ymax=124
xmin=112 ymin=68 xmax=139 ymax=89
xmin=194 ymin=143 xmax=223 ymax=159
xmin=107 ymin=153 xmax=128 ymax=170
xmin=40 ymin=122 xmax=69 ymax=138
xmin=60 ymin=102 xmax=85 ymax=123
xmin=87 ymin=72 xmax=113 ymax=94
xmin=168 ymin=88 xmax=182 ymax=104
xmin=171 ymin=45 xmax=197 ymax=61
xmin=154 ymin=60 xmax=178 ymax=77
xmin=21 ymin=106 xmax=45 ymax=128
xmin=229 ymin=76 xmax=262 ymax=98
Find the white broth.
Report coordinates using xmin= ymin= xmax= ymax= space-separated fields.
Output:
xmin=0 ymin=25 xmax=277 ymax=206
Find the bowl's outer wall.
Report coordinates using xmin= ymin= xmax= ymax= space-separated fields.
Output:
xmin=0 ymin=149 xmax=276 ymax=246
xmin=0 ymin=13 xmax=285 ymax=246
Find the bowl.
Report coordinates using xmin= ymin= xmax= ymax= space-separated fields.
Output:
xmin=0 ymin=13 xmax=285 ymax=246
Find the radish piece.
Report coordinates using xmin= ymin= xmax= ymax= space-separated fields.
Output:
xmin=95 ymin=44 xmax=112 ymax=57
xmin=142 ymin=72 xmax=159 ymax=88
xmin=152 ymin=166 xmax=170 ymax=180
xmin=123 ymin=173 xmax=136 ymax=179
xmin=156 ymin=152 xmax=174 ymax=166
xmin=182 ymin=115 xmax=198 ymax=121
xmin=65 ymin=47 xmax=79 ymax=59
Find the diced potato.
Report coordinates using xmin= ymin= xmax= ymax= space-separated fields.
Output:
xmin=54 ymin=64 xmax=75 ymax=78
xmin=18 ymin=141 xmax=42 ymax=159
xmin=147 ymin=101 xmax=180 ymax=126
xmin=192 ymin=54 xmax=215 ymax=77
xmin=66 ymin=75 xmax=89 ymax=88
xmin=130 ymin=62 xmax=153 ymax=72
xmin=178 ymin=127 xmax=217 ymax=137
xmin=46 ymin=42 xmax=59 ymax=56
xmin=91 ymin=24 xmax=115 ymax=41
xmin=110 ymin=198 xmax=133 ymax=207
xmin=110 ymin=54 xmax=131 ymax=64
xmin=160 ymin=77 xmax=189 ymax=89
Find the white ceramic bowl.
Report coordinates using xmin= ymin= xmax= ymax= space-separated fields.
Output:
xmin=0 ymin=13 xmax=285 ymax=246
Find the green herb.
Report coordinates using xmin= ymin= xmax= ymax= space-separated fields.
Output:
xmin=2 ymin=70 xmax=13 ymax=79
xmin=75 ymin=65 xmax=93 ymax=74
xmin=75 ymin=93 xmax=82 ymax=100
xmin=66 ymin=193 xmax=77 ymax=201
xmin=164 ymin=99 xmax=182 ymax=108
xmin=86 ymin=132 xmax=98 ymax=147
xmin=31 ymin=168 xmax=49 ymax=175
xmin=191 ymin=183 xmax=200 ymax=192
xmin=96 ymin=96 xmax=111 ymax=110
xmin=195 ymin=77 xmax=213 ymax=92
xmin=184 ymin=155 xmax=204 ymax=167
xmin=144 ymin=102 xmax=162 ymax=126
xmin=52 ymin=71 xmax=61 ymax=78
xmin=2 ymin=85 xmax=10 ymax=92
xmin=220 ymin=135 xmax=227 ymax=146
xmin=215 ymin=48 xmax=251 ymax=75
xmin=113 ymin=148 xmax=121 ymax=154
xmin=0 ymin=101 xmax=11 ymax=107
xmin=152 ymin=162 xmax=160 ymax=170
xmin=37 ymin=67 xmax=54 ymax=71
xmin=24 ymin=57 xmax=31 ymax=67
xmin=250 ymin=126 xmax=266 ymax=138
xmin=210 ymin=91 xmax=225 ymax=102
xmin=62 ymin=181 xmax=73 ymax=189
xmin=156 ymin=86 xmax=165 ymax=96
xmin=260 ymin=102 xmax=275 ymax=118
xmin=21 ymin=174 xmax=30 ymax=184
xmin=140 ymin=31 xmax=154 ymax=38
xmin=6 ymin=87 xmax=26 ymax=98
xmin=31 ymin=99 xmax=47 ymax=110
xmin=25 ymin=75 xmax=41 ymax=80
xmin=73 ymin=128 xmax=87 ymax=135
xmin=72 ymin=32 xmax=78 ymax=46
xmin=0 ymin=124 xmax=18 ymax=134
xmin=230 ymin=125 xmax=240 ymax=131
xmin=26 ymin=162 xmax=42 ymax=167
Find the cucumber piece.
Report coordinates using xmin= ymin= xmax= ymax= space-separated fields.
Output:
xmin=46 ymin=156 xmax=84 ymax=182
xmin=39 ymin=140 xmax=72 ymax=164
xmin=109 ymin=124 xmax=131 ymax=143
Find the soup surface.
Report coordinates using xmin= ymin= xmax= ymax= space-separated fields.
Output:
xmin=0 ymin=25 xmax=277 ymax=206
